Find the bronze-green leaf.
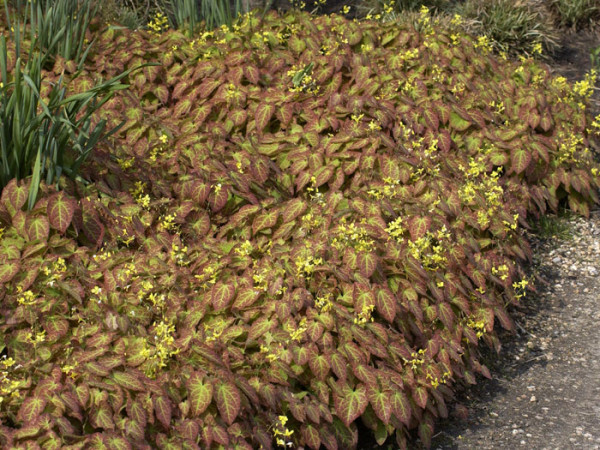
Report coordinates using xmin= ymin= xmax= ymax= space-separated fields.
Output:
xmin=187 ymin=373 xmax=213 ymax=417
xmin=215 ymin=381 xmax=241 ymax=426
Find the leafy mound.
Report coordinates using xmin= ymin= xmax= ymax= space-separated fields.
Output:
xmin=1 ymin=9 xmax=599 ymax=449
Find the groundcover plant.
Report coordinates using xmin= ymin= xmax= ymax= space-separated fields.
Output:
xmin=1 ymin=5 xmax=600 ymax=449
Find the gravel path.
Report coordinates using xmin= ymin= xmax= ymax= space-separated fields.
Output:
xmin=428 ymin=213 xmax=600 ymax=449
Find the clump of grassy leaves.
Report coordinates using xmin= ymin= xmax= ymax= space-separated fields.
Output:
xmin=1 ymin=5 xmax=600 ymax=450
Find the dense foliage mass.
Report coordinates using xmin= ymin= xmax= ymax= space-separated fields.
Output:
xmin=1 ymin=6 xmax=599 ymax=449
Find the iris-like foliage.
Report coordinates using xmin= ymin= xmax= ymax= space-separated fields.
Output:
xmin=0 ymin=1 xmax=156 ymax=209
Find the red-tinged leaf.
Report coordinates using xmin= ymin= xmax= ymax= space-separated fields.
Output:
xmin=489 ymin=150 xmax=508 ymax=166
xmin=173 ymin=98 xmax=192 ymax=118
xmin=415 ymin=421 xmax=432 ymax=448
xmin=112 ymin=371 xmax=144 ymax=392
xmin=293 ymin=346 xmax=310 ymax=365
xmin=449 ymin=111 xmax=471 ymax=131
xmin=309 ymin=354 xmax=330 ymax=381
xmin=47 ymin=191 xmax=76 ymax=233
xmin=91 ymin=405 xmax=115 ymax=430
xmin=333 ymin=383 xmax=368 ymax=427
xmin=211 ymin=424 xmax=229 ymax=446
xmin=320 ymin=425 xmax=338 ymax=450
xmin=493 ymin=305 xmax=514 ymax=331
xmin=302 ymin=424 xmax=321 ymax=450
xmin=106 ymin=435 xmax=132 ymax=450
xmin=128 ymin=399 xmax=147 ymax=426
xmin=307 ymin=320 xmax=324 ymax=342
xmin=375 ymin=287 xmax=396 ymax=323
xmin=244 ymin=65 xmax=260 ymax=84
xmin=289 ymin=35 xmax=306 ymax=54
xmin=75 ymin=385 xmax=89 ymax=408
xmin=511 ymin=147 xmax=532 ymax=174
xmin=438 ymin=302 xmax=456 ymax=329
xmin=153 ymin=85 xmax=169 ymax=104
xmin=248 ymin=316 xmax=275 ymax=342
xmin=390 ymin=391 xmax=411 ymax=426
xmin=43 ymin=317 xmax=68 ymax=340
xmin=229 ymin=109 xmax=247 ymax=127
xmin=408 ymin=216 xmax=431 ymax=241
xmin=357 ymin=252 xmax=378 ymax=279
xmin=172 ymin=80 xmax=191 ymax=100
xmin=255 ymin=102 xmax=274 ymax=133
xmin=367 ymin=387 xmax=392 ymax=425
xmin=17 ymin=396 xmax=47 ymax=423
xmin=179 ymin=419 xmax=200 ymax=441
xmin=252 ymin=209 xmax=278 ymax=235
xmin=198 ymin=78 xmax=222 ymax=98
xmin=282 ymin=198 xmax=307 ymax=223
xmin=191 ymin=104 xmax=212 ymax=126
xmin=438 ymin=129 xmax=452 ymax=152
xmin=187 ymin=373 xmax=213 ymax=417
xmin=154 ymin=395 xmax=172 ymax=429
xmin=353 ymin=364 xmax=376 ymax=386
xmin=232 ymin=288 xmax=260 ymax=310
xmin=423 ymin=108 xmax=439 ymax=131
xmin=190 ymin=181 xmax=211 ymax=205
xmin=209 ymin=187 xmax=229 ymax=212
xmin=0 ymin=260 xmax=19 ymax=283
xmin=413 ymin=386 xmax=428 ymax=409
xmin=1 ymin=178 xmax=28 ymax=216
xmin=330 ymin=352 xmax=348 ymax=381
xmin=26 ymin=215 xmax=49 ymax=242
xmin=353 ymin=283 xmax=375 ymax=313
xmin=215 ymin=382 xmax=241 ymax=425
xmin=211 ymin=282 xmax=235 ymax=312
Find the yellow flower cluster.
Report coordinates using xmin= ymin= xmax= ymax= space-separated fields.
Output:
xmin=491 ymin=264 xmax=510 ymax=281
xmin=403 ymin=349 xmax=426 ymax=371
xmin=555 ymin=130 xmax=584 ymax=165
xmin=147 ymin=11 xmax=169 ymax=36
xmin=203 ymin=317 xmax=227 ymax=343
xmin=61 ymin=361 xmax=79 ymax=379
xmin=159 ymin=213 xmax=177 ymax=232
xmin=148 ymin=133 xmax=169 ymax=163
xmin=194 ymin=263 xmax=220 ymax=288
xmin=25 ymin=330 xmax=46 ymax=347
xmin=502 ymin=213 xmax=519 ymax=232
xmin=475 ymin=35 xmax=493 ymax=55
xmin=1 ymin=357 xmax=24 ymax=405
xmin=273 ymin=415 xmax=294 ymax=448
xmin=385 ymin=216 xmax=405 ymax=241
xmin=466 ymin=316 xmax=487 ymax=339
xmin=331 ymin=217 xmax=375 ymax=253
xmin=117 ymin=156 xmax=135 ymax=170
xmin=306 ymin=176 xmax=325 ymax=204
xmin=368 ymin=176 xmax=402 ymax=200
xmin=294 ymin=250 xmax=323 ymax=279
xmin=314 ymin=293 xmax=333 ymax=313
xmin=300 ymin=210 xmax=325 ymax=232
xmin=512 ymin=277 xmax=529 ymax=300
xmin=17 ymin=289 xmax=37 ymax=306
xmin=235 ymin=240 xmax=253 ymax=257
xmin=287 ymin=65 xmax=319 ymax=95
xmin=573 ymin=69 xmax=597 ymax=99
xmin=407 ymin=226 xmax=450 ymax=271
xmin=170 ymin=242 xmax=189 ymax=266
xmin=142 ymin=318 xmax=180 ymax=378
xmin=286 ymin=317 xmax=307 ymax=342
xmin=130 ymin=181 xmax=151 ymax=210
xmin=260 ymin=341 xmax=284 ymax=363
xmin=353 ymin=303 xmax=375 ymax=325
xmin=426 ymin=370 xmax=451 ymax=388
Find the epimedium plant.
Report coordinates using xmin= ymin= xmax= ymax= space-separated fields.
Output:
xmin=1 ymin=5 xmax=600 ymax=450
